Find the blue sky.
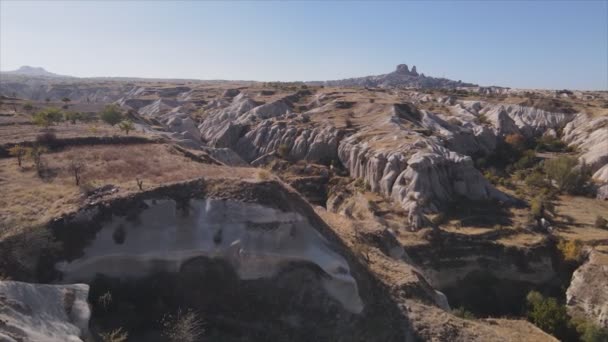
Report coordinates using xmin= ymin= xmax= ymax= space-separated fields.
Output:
xmin=1 ymin=1 xmax=606 ymax=89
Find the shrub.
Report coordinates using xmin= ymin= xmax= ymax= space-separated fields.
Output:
xmin=36 ymin=130 xmax=57 ymax=145
xmin=118 ymin=120 xmax=134 ymax=135
xmin=544 ymin=156 xmax=591 ymax=194
xmin=23 ymin=102 xmax=34 ymax=112
xmin=430 ymin=213 xmax=447 ymax=226
xmin=557 ymin=239 xmax=584 ymax=262
xmin=257 ymin=169 xmax=271 ymax=180
xmin=277 ymin=144 xmax=290 ymax=158
xmin=64 ymin=111 xmax=82 ymax=124
xmin=161 ymin=308 xmax=204 ymax=342
xmin=8 ymin=145 xmax=29 ymax=167
xmin=525 ymin=171 xmax=548 ymax=189
xmin=452 ymin=306 xmax=475 ymax=320
xmin=535 ymin=135 xmax=570 ymax=153
xmin=513 ymin=150 xmax=537 ymax=170
xmin=526 ymin=291 xmax=573 ymax=340
xmin=68 ymin=159 xmax=86 ymax=186
xmin=100 ymin=104 xmax=123 ymax=126
xmin=595 ymin=215 xmax=607 ymax=229
xmin=33 ymin=107 xmax=64 ymax=127
xmin=29 ymin=145 xmax=48 ymax=177
xmin=99 ymin=328 xmax=128 ymax=342
xmin=477 ymin=113 xmax=490 ymax=124
xmin=505 ymin=133 xmax=526 ymax=151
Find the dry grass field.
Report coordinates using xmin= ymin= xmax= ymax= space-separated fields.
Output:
xmin=0 ymin=143 xmax=258 ymax=238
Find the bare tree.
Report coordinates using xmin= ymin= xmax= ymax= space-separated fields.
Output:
xmin=161 ymin=308 xmax=204 ymax=342
xmin=68 ymin=159 xmax=85 ymax=185
xmin=136 ymin=177 xmax=144 ymax=190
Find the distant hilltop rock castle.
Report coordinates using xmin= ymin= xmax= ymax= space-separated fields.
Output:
xmin=312 ymin=63 xmax=476 ymax=89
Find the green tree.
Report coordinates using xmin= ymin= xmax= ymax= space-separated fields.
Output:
xmin=100 ymin=104 xmax=123 ymax=126
xmin=543 ymin=156 xmax=590 ymax=194
xmin=526 ymin=291 xmax=573 ymax=340
xmin=64 ymin=111 xmax=82 ymax=124
xmin=118 ymin=120 xmax=134 ymax=135
xmin=23 ymin=102 xmax=34 ymax=112
xmin=33 ymin=107 xmax=64 ymax=127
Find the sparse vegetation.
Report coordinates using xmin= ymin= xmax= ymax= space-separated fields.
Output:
xmin=543 ymin=156 xmax=591 ymax=195
xmin=68 ymin=158 xmax=86 ymax=186
xmin=64 ymin=111 xmax=82 ymax=124
xmin=557 ymin=239 xmax=584 ymax=262
xmin=277 ymin=143 xmax=290 ymax=158
xmin=33 ymin=107 xmax=64 ymax=127
xmin=29 ymin=145 xmax=48 ymax=177
xmin=452 ymin=306 xmax=476 ymax=320
xmin=525 ymin=291 xmax=574 ymax=340
xmin=257 ymin=169 xmax=271 ymax=180
xmin=99 ymin=327 xmax=128 ymax=342
xmin=595 ymin=215 xmax=607 ymax=229
xmin=8 ymin=145 xmax=29 ymax=167
xmin=118 ymin=120 xmax=134 ymax=135
xmin=100 ymin=104 xmax=123 ymax=126
xmin=161 ymin=308 xmax=205 ymax=342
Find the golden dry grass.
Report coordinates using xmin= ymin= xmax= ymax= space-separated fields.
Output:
xmin=0 ymin=122 xmax=148 ymax=145
xmin=553 ymin=195 xmax=608 ymax=243
xmin=0 ymin=143 xmax=259 ymax=237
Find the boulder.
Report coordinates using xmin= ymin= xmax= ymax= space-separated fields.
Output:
xmin=0 ymin=281 xmax=91 ymax=342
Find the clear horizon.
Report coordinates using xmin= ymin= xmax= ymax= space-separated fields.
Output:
xmin=1 ymin=1 xmax=607 ymax=90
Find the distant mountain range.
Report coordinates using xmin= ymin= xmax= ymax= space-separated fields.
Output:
xmin=1 ymin=66 xmax=72 ymax=78
xmin=309 ymin=64 xmax=477 ymax=89
xmin=1 ymin=64 xmax=476 ymax=89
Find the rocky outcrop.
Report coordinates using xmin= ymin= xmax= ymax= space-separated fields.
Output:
xmin=337 ymin=109 xmax=510 ymax=228
xmin=314 ymin=64 xmax=477 ymax=89
xmin=236 ymin=120 xmax=339 ymax=163
xmin=56 ymin=197 xmax=363 ymax=314
xmin=563 ymin=113 xmax=608 ymax=179
xmin=566 ymin=249 xmax=608 ymax=328
xmin=0 ymin=281 xmax=91 ymax=342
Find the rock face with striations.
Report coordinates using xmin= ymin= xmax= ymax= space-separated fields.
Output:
xmin=0 ymin=281 xmax=91 ymax=342
xmin=566 ymin=249 xmax=608 ymax=328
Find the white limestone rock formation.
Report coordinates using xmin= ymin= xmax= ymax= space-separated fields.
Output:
xmin=235 ymin=120 xmax=339 ymax=163
xmin=0 ymin=281 xmax=91 ymax=342
xmin=56 ymin=198 xmax=364 ymax=314
xmin=563 ymin=113 xmax=608 ymax=179
xmin=566 ymin=249 xmax=608 ymax=328
xmin=338 ymin=117 xmax=509 ymax=229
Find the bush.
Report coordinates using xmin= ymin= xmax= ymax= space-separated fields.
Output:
xmin=118 ymin=120 xmax=134 ymax=135
xmin=29 ymin=145 xmax=48 ymax=177
xmin=36 ymin=130 xmax=57 ymax=145
xmin=525 ymin=171 xmax=549 ymax=189
xmin=64 ymin=111 xmax=82 ymax=124
xmin=277 ymin=144 xmax=290 ymax=158
xmin=99 ymin=328 xmax=128 ymax=342
xmin=595 ymin=215 xmax=607 ymax=229
xmin=557 ymin=239 xmax=584 ymax=262
xmin=8 ymin=145 xmax=29 ymax=167
xmin=505 ymin=133 xmax=526 ymax=151
xmin=543 ymin=156 xmax=591 ymax=194
xmin=23 ymin=102 xmax=34 ymax=111
xmin=33 ymin=107 xmax=64 ymax=127
xmin=526 ymin=291 xmax=573 ymax=340
xmin=452 ymin=306 xmax=475 ymax=320
xmin=535 ymin=135 xmax=570 ymax=153
xmin=513 ymin=150 xmax=537 ymax=170
xmin=161 ymin=308 xmax=204 ymax=342
xmin=100 ymin=104 xmax=123 ymax=126
xmin=430 ymin=213 xmax=447 ymax=226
